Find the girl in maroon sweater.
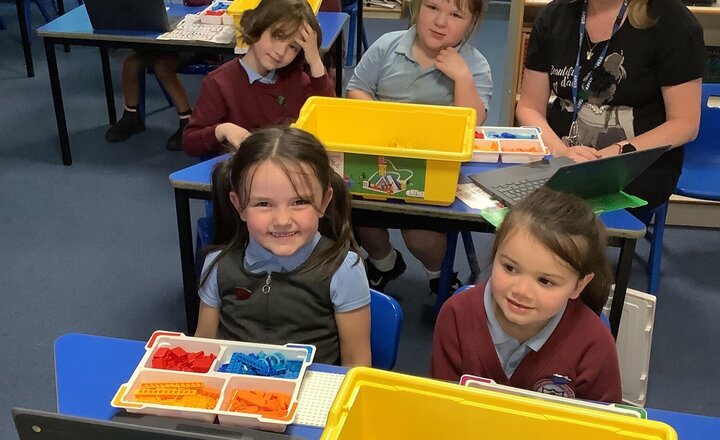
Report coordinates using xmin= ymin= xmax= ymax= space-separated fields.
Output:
xmin=431 ymin=187 xmax=622 ymax=403
xmin=183 ymin=0 xmax=335 ymax=157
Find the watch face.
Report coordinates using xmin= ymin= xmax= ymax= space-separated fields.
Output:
xmin=621 ymin=143 xmax=637 ymax=154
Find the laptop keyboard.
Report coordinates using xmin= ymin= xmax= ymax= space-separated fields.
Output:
xmin=493 ymin=176 xmax=549 ymax=203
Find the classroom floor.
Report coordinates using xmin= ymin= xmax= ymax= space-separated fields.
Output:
xmin=1 ymin=3 xmax=719 ymax=439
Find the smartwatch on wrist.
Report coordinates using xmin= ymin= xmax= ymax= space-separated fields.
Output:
xmin=619 ymin=143 xmax=637 ymax=154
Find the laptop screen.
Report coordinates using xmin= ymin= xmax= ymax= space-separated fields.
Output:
xmin=13 ymin=408 xmax=306 ymax=440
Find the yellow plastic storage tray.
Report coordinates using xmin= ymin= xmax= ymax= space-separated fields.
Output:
xmin=320 ymin=368 xmax=677 ymax=440
xmin=226 ymin=0 xmax=322 ymax=52
xmin=294 ymin=97 xmax=475 ymax=206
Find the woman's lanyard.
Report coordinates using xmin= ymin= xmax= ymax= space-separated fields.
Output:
xmin=566 ymin=0 xmax=628 ymax=146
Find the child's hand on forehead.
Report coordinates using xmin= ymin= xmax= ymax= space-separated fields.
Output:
xmin=434 ymin=46 xmax=472 ymax=83
xmin=295 ymin=22 xmax=321 ymax=67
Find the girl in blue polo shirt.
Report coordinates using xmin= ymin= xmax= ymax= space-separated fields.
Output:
xmin=346 ymin=0 xmax=493 ymax=297
xmin=194 ymin=127 xmax=371 ymax=367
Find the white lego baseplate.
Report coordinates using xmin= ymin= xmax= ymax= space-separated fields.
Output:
xmin=294 ymin=371 xmax=346 ymax=427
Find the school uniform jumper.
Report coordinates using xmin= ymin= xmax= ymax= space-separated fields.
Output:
xmin=200 ymin=234 xmax=370 ymax=365
xmin=525 ymin=0 xmax=706 ymax=209
xmin=430 ymin=282 xmax=622 ymax=403
xmin=183 ymin=59 xmax=335 ymax=157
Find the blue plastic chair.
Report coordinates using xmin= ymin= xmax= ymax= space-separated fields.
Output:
xmin=633 ymin=201 xmax=669 ymax=295
xmin=343 ymin=1 xmax=369 ymax=66
xmin=675 ymin=82 xmax=720 ymax=202
xmin=369 ymin=289 xmax=403 ymax=370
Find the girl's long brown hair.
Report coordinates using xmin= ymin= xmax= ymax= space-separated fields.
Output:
xmin=491 ymin=187 xmax=612 ymax=314
xmin=200 ymin=127 xmax=357 ymax=287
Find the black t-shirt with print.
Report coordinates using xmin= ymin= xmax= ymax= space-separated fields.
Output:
xmin=524 ymin=0 xmax=706 ymax=208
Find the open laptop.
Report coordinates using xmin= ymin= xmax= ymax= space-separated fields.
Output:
xmin=468 ymin=147 xmax=670 ymax=207
xmin=13 ymin=408 xmax=307 ymax=440
xmin=84 ymin=0 xmax=182 ymax=32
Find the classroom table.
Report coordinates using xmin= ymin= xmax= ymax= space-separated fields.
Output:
xmin=54 ymin=333 xmax=720 ymax=440
xmin=169 ymin=157 xmax=645 ymax=338
xmin=36 ymin=5 xmax=348 ymax=166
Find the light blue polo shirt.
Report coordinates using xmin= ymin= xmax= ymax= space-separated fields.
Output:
xmin=199 ymin=232 xmax=370 ymax=313
xmin=239 ymin=58 xmax=278 ymax=84
xmin=484 ymin=279 xmax=566 ymax=378
xmin=347 ymin=26 xmax=492 ymax=109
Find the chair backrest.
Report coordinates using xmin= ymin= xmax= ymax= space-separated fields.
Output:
xmin=370 ymin=289 xmax=403 ymax=370
xmin=453 ymin=284 xmax=475 ymax=296
xmin=684 ymin=82 xmax=720 ymax=168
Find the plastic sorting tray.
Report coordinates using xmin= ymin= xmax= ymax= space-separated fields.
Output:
xmin=472 ymin=126 xmax=549 ymax=163
xmin=320 ymin=367 xmax=677 ymax=439
xmin=199 ymin=1 xmax=234 ymax=25
xmin=294 ymin=97 xmax=475 ymax=206
xmin=112 ymin=330 xmax=315 ymax=432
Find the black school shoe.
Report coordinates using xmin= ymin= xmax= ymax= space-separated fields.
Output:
xmin=366 ymin=250 xmax=407 ymax=292
xmin=429 ymin=273 xmax=462 ymax=296
xmin=105 ymin=110 xmax=145 ymax=142
xmin=166 ymin=118 xmax=189 ymax=151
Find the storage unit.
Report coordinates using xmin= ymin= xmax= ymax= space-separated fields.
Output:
xmin=112 ymin=331 xmax=315 ymax=432
xmin=321 ymin=367 xmax=677 ymax=439
xmin=294 ymin=97 xmax=475 ymax=206
xmin=603 ymin=288 xmax=657 ymax=407
xmin=472 ymin=125 xmax=548 ymax=163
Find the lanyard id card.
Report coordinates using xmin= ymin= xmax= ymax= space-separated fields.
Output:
xmin=566 ymin=0 xmax=628 ymax=147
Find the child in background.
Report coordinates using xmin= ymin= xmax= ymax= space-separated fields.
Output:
xmin=183 ymin=0 xmax=334 ymax=157
xmin=105 ymin=51 xmax=193 ymax=151
xmin=346 ymin=0 xmax=492 ymax=295
xmin=430 ymin=187 xmax=622 ymax=403
xmin=194 ymin=127 xmax=371 ymax=367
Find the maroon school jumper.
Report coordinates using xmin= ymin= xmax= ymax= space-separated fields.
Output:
xmin=183 ymin=59 xmax=334 ymax=157
xmin=430 ymin=282 xmax=622 ymax=403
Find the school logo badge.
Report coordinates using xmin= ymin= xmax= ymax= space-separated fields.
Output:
xmin=532 ymin=374 xmax=575 ymax=398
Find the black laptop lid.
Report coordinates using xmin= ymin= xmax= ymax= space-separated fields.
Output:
xmin=545 ymin=146 xmax=670 ymax=198
xmin=84 ymin=0 xmax=177 ymax=32
xmin=13 ymin=408 xmax=305 ymax=440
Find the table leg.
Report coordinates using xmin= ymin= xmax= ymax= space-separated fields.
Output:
xmin=461 ymin=231 xmax=481 ymax=284
xmin=44 ymin=38 xmax=72 ymax=165
xmin=356 ymin=1 xmax=363 ymax=65
xmin=435 ymin=231 xmax=459 ymax=316
xmin=100 ymin=47 xmax=117 ymax=125
xmin=56 ymin=0 xmax=71 ymax=53
xmin=174 ymin=188 xmax=199 ymax=335
xmin=335 ymin=30 xmax=343 ymax=97
xmin=16 ymin=0 xmax=34 ymax=77
xmin=609 ymin=237 xmax=636 ymax=339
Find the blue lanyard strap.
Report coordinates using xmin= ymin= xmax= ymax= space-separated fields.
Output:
xmin=571 ymin=0 xmax=628 ymax=123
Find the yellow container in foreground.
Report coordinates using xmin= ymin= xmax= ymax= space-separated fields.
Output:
xmin=294 ymin=97 xmax=475 ymax=206
xmin=320 ymin=368 xmax=677 ymax=440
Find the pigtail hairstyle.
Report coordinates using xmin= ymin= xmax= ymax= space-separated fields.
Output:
xmin=409 ymin=0 xmax=486 ymax=42
xmin=491 ymin=187 xmax=612 ymax=315
xmin=239 ymin=0 xmax=322 ymax=69
xmin=199 ymin=126 xmax=358 ymax=288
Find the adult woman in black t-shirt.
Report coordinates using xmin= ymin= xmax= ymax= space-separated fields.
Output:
xmin=516 ymin=0 xmax=706 ymax=210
